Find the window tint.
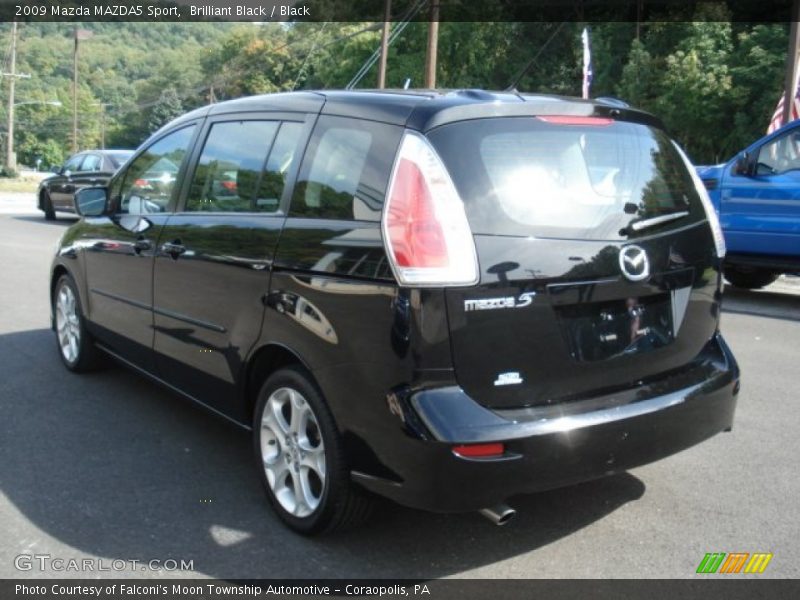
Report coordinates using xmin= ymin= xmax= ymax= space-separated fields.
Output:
xmin=64 ymin=154 xmax=83 ymax=172
xmin=117 ymin=125 xmax=195 ymax=215
xmin=428 ymin=117 xmax=704 ymax=241
xmin=80 ymin=154 xmax=101 ymax=172
xmin=756 ymin=129 xmax=800 ymax=175
xmin=255 ymin=122 xmax=303 ymax=212
xmin=185 ymin=121 xmax=281 ymax=213
xmin=290 ymin=116 xmax=402 ymax=221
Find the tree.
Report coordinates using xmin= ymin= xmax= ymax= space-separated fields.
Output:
xmin=16 ymin=136 xmax=63 ymax=170
xmin=147 ymin=87 xmax=183 ymax=134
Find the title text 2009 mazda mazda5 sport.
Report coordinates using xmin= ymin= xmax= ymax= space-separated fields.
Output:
xmin=50 ymin=90 xmax=739 ymax=534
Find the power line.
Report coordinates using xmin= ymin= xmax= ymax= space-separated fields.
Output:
xmin=108 ymin=22 xmax=382 ymax=117
xmin=291 ymin=22 xmax=328 ymax=91
xmin=506 ymin=22 xmax=568 ymax=91
xmin=346 ymin=0 xmax=428 ymax=90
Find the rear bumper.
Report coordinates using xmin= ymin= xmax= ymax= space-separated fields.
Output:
xmin=353 ymin=334 xmax=739 ymax=512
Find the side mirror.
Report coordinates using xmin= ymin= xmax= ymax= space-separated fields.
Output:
xmin=75 ymin=187 xmax=109 ymax=217
xmin=733 ymin=152 xmax=752 ymax=176
xmin=51 ymin=165 xmax=62 ymax=174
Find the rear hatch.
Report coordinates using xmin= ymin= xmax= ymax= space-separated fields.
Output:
xmin=427 ymin=115 xmax=721 ymax=409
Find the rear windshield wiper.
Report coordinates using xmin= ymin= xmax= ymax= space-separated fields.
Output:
xmin=626 ymin=211 xmax=689 ymax=233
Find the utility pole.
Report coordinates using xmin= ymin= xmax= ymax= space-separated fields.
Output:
xmin=424 ymin=0 xmax=439 ymax=88
xmin=636 ymin=0 xmax=642 ymax=41
xmin=377 ymin=0 xmax=391 ymax=89
xmin=6 ymin=22 xmax=17 ymax=170
xmin=93 ymin=103 xmax=111 ymax=150
xmin=2 ymin=22 xmax=31 ymax=171
xmin=783 ymin=0 xmax=800 ymax=126
xmin=72 ymin=28 xmax=93 ymax=153
xmin=72 ymin=31 xmax=79 ymax=153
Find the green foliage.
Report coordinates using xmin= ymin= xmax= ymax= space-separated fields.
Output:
xmin=0 ymin=165 xmax=18 ymax=178
xmin=17 ymin=135 xmax=63 ymax=169
xmin=0 ymin=20 xmax=792 ymax=166
xmin=147 ymin=87 xmax=183 ymax=134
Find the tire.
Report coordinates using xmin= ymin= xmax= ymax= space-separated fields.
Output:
xmin=724 ymin=266 xmax=779 ymax=290
xmin=42 ymin=191 xmax=56 ymax=221
xmin=53 ymin=274 xmax=103 ymax=372
xmin=253 ymin=366 xmax=374 ymax=535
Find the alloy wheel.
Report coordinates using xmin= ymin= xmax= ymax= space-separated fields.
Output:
xmin=55 ymin=284 xmax=80 ymax=364
xmin=259 ymin=387 xmax=326 ymax=518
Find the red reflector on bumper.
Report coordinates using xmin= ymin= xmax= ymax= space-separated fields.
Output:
xmin=452 ymin=443 xmax=505 ymax=458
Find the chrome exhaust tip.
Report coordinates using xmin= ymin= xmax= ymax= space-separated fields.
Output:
xmin=479 ymin=504 xmax=517 ymax=526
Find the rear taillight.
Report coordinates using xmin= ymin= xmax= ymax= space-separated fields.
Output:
xmin=673 ymin=142 xmax=726 ymax=259
xmin=382 ymin=131 xmax=478 ymax=286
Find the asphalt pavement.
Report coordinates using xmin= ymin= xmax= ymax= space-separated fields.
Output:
xmin=0 ymin=195 xmax=798 ymax=579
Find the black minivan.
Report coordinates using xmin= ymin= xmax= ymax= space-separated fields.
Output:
xmin=51 ymin=90 xmax=739 ymax=534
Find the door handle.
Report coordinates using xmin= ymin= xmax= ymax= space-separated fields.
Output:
xmin=133 ymin=237 xmax=151 ymax=253
xmin=162 ymin=240 xmax=186 ymax=259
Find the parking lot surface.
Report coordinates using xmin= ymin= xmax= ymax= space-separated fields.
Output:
xmin=1 ymin=195 xmax=798 ymax=579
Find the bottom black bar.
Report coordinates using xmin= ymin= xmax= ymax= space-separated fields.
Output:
xmin=2 ymin=580 xmax=799 ymax=600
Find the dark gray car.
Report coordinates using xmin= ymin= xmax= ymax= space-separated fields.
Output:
xmin=38 ymin=149 xmax=133 ymax=220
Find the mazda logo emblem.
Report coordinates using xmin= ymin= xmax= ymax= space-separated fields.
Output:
xmin=619 ymin=245 xmax=650 ymax=281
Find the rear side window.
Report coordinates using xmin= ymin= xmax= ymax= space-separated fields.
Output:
xmin=427 ymin=117 xmax=705 ymax=240
xmin=289 ymin=116 xmax=402 ymax=222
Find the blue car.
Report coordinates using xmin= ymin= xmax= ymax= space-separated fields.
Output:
xmin=697 ymin=120 xmax=800 ymax=289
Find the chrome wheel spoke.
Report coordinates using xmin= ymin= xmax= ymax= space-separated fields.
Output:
xmin=291 ymin=470 xmax=310 ymax=515
xmin=288 ymin=390 xmax=309 ymax=435
xmin=264 ymin=455 xmax=289 ymax=489
xmin=300 ymin=442 xmax=326 ymax=480
xmin=270 ymin=391 xmax=292 ymax=437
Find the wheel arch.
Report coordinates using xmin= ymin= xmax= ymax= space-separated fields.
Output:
xmin=50 ymin=263 xmax=88 ymax=328
xmin=50 ymin=264 xmax=69 ymax=303
xmin=244 ymin=343 xmax=316 ymax=424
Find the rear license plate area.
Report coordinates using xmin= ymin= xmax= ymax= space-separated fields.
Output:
xmin=555 ymin=294 xmax=674 ymax=362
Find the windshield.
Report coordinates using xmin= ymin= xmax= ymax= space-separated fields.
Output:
xmin=427 ymin=117 xmax=704 ymax=240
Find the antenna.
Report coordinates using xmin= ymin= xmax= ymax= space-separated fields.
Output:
xmin=505 ymin=22 xmax=566 ymax=92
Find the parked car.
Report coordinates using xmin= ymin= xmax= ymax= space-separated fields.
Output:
xmin=37 ymin=149 xmax=134 ymax=220
xmin=696 ymin=120 xmax=800 ymax=288
xmin=51 ymin=90 xmax=739 ymax=534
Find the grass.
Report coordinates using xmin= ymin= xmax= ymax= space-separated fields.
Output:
xmin=0 ymin=176 xmax=41 ymax=194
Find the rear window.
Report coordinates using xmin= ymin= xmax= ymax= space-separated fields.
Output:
xmin=107 ymin=152 xmax=133 ymax=169
xmin=427 ymin=117 xmax=704 ymax=240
